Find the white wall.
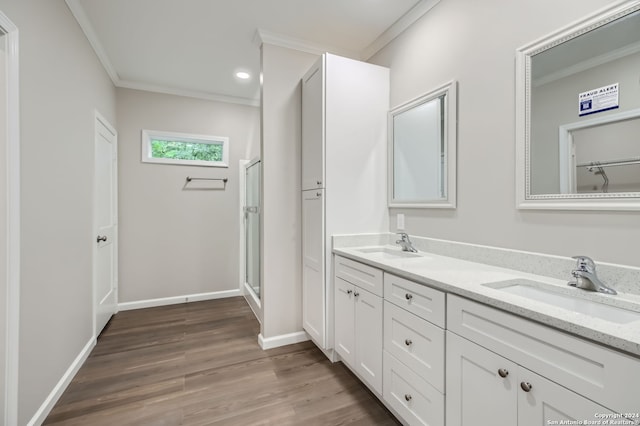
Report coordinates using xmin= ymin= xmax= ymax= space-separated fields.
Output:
xmin=0 ymin=0 xmax=117 ymax=423
xmin=116 ymin=88 xmax=260 ymax=303
xmin=370 ymin=0 xmax=640 ymax=269
xmin=260 ymin=44 xmax=319 ymax=339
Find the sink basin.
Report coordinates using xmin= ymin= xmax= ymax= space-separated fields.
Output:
xmin=356 ymin=247 xmax=422 ymax=260
xmin=485 ymin=280 xmax=640 ymax=324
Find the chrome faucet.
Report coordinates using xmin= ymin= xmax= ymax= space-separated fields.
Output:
xmin=568 ymin=255 xmax=617 ymax=295
xmin=396 ymin=232 xmax=418 ymax=253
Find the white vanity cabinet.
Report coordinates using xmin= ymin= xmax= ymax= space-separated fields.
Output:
xmin=302 ymin=189 xmax=325 ymax=346
xmin=333 ymin=256 xmax=383 ymax=394
xmin=301 ymin=53 xmax=389 ymax=351
xmin=447 ymin=332 xmax=613 ymax=426
xmin=382 ymin=273 xmax=446 ymax=426
xmin=446 ymin=295 xmax=637 ymax=426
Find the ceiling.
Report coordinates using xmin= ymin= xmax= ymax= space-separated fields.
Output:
xmin=66 ymin=0 xmax=440 ymax=106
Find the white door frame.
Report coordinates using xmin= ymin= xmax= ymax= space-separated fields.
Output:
xmin=558 ymin=107 xmax=640 ymax=193
xmin=1 ymin=10 xmax=20 ymax=426
xmin=92 ymin=111 xmax=118 ymax=338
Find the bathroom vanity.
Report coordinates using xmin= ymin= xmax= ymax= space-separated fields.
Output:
xmin=331 ymin=234 xmax=640 ymax=426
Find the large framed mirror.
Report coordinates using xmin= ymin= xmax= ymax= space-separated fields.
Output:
xmin=388 ymin=80 xmax=457 ymax=208
xmin=516 ymin=1 xmax=640 ymax=210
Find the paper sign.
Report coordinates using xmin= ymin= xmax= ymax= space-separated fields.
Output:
xmin=578 ymin=83 xmax=619 ymax=116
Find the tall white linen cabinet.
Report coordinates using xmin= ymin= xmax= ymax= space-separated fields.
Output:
xmin=301 ymin=53 xmax=390 ymax=352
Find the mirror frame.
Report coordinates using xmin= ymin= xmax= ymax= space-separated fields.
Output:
xmin=515 ymin=0 xmax=640 ymax=210
xmin=388 ymin=80 xmax=457 ymax=209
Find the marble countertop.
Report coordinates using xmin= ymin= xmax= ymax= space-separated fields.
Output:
xmin=333 ymin=245 xmax=640 ymax=357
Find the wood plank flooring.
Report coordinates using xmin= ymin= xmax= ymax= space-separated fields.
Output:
xmin=44 ymin=297 xmax=401 ymax=425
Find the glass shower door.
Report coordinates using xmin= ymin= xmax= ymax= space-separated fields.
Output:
xmin=244 ymin=159 xmax=260 ymax=299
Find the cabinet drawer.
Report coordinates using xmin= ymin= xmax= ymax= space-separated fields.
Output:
xmin=383 ymin=351 xmax=444 ymax=426
xmin=384 ymin=273 xmax=445 ymax=327
xmin=448 ymin=294 xmax=640 ymax=414
xmin=335 ymin=255 xmax=383 ymax=296
xmin=384 ymin=301 xmax=445 ymax=392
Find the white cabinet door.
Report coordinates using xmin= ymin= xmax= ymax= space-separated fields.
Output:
xmin=334 ymin=277 xmax=355 ymax=366
xmin=302 ymin=189 xmax=325 ymax=348
xmin=518 ymin=366 xmax=614 ymax=426
xmin=446 ymin=332 xmax=518 ymax=426
xmin=355 ymin=287 xmax=383 ymax=395
xmin=301 ymin=57 xmax=324 ymax=191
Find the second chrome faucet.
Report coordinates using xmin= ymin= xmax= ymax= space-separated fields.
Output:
xmin=568 ymin=255 xmax=617 ymax=295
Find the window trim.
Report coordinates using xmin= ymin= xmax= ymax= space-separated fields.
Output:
xmin=141 ymin=129 xmax=230 ymax=167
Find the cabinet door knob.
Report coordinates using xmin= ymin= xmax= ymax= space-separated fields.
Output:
xmin=405 ymin=293 xmax=413 ymax=300
xmin=404 ymin=339 xmax=413 ymax=346
xmin=354 ymin=291 xmax=360 ymax=297
xmin=316 ymin=192 xmax=322 ymax=197
xmin=316 ymin=180 xmax=322 ymax=185
xmin=404 ymin=394 xmax=412 ymax=402
xmin=97 ymin=235 xmax=107 ymax=243
xmin=520 ymin=382 xmax=533 ymax=392
xmin=498 ymin=368 xmax=509 ymax=378
xmin=346 ymin=289 xmax=353 ymax=295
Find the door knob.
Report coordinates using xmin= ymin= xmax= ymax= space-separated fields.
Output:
xmin=498 ymin=368 xmax=509 ymax=378
xmin=353 ymin=291 xmax=360 ymax=297
xmin=96 ymin=235 xmax=107 ymax=243
xmin=404 ymin=339 xmax=413 ymax=346
xmin=346 ymin=289 xmax=353 ymax=295
xmin=405 ymin=293 xmax=413 ymax=300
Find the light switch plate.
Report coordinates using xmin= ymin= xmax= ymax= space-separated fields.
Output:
xmin=397 ymin=213 xmax=405 ymax=231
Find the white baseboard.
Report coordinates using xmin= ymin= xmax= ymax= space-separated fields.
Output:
xmin=118 ymin=289 xmax=241 ymax=311
xmin=27 ymin=336 xmax=96 ymax=426
xmin=258 ymin=331 xmax=309 ymax=350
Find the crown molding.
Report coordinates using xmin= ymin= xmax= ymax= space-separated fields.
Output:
xmin=117 ymin=79 xmax=261 ymax=107
xmin=65 ymin=0 xmax=120 ymax=84
xmin=253 ymin=28 xmax=360 ymax=59
xmin=362 ymin=0 xmax=441 ymax=60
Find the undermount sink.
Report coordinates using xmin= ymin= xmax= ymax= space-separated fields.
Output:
xmin=485 ymin=280 xmax=640 ymax=324
xmin=356 ymin=247 xmax=422 ymax=260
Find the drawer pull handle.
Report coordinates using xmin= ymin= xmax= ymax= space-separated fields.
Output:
xmin=346 ymin=290 xmax=353 ymax=295
xmin=404 ymin=394 xmax=412 ymax=402
xmin=405 ymin=293 xmax=413 ymax=300
xmin=520 ymin=382 xmax=532 ymax=392
xmin=354 ymin=291 xmax=360 ymax=297
xmin=404 ymin=339 xmax=413 ymax=346
xmin=498 ymin=368 xmax=509 ymax=378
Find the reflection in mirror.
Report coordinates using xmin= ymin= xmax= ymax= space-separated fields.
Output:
xmin=388 ymin=81 xmax=457 ymax=208
xmin=516 ymin=2 xmax=640 ymax=210
xmin=561 ymin=111 xmax=640 ymax=194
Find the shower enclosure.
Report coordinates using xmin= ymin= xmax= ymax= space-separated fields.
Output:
xmin=243 ymin=159 xmax=261 ymax=305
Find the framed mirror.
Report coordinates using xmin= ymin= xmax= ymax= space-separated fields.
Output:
xmin=516 ymin=1 xmax=640 ymax=210
xmin=388 ymin=80 xmax=457 ymax=208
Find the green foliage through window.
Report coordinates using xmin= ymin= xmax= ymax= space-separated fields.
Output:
xmin=150 ymin=139 xmax=223 ymax=162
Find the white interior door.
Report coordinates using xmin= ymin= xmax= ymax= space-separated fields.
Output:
xmin=94 ymin=112 xmax=118 ymax=336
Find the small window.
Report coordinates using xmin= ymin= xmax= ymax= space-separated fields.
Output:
xmin=141 ymin=129 xmax=229 ymax=167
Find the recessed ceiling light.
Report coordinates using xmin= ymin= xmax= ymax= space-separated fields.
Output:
xmin=235 ymin=71 xmax=251 ymax=80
